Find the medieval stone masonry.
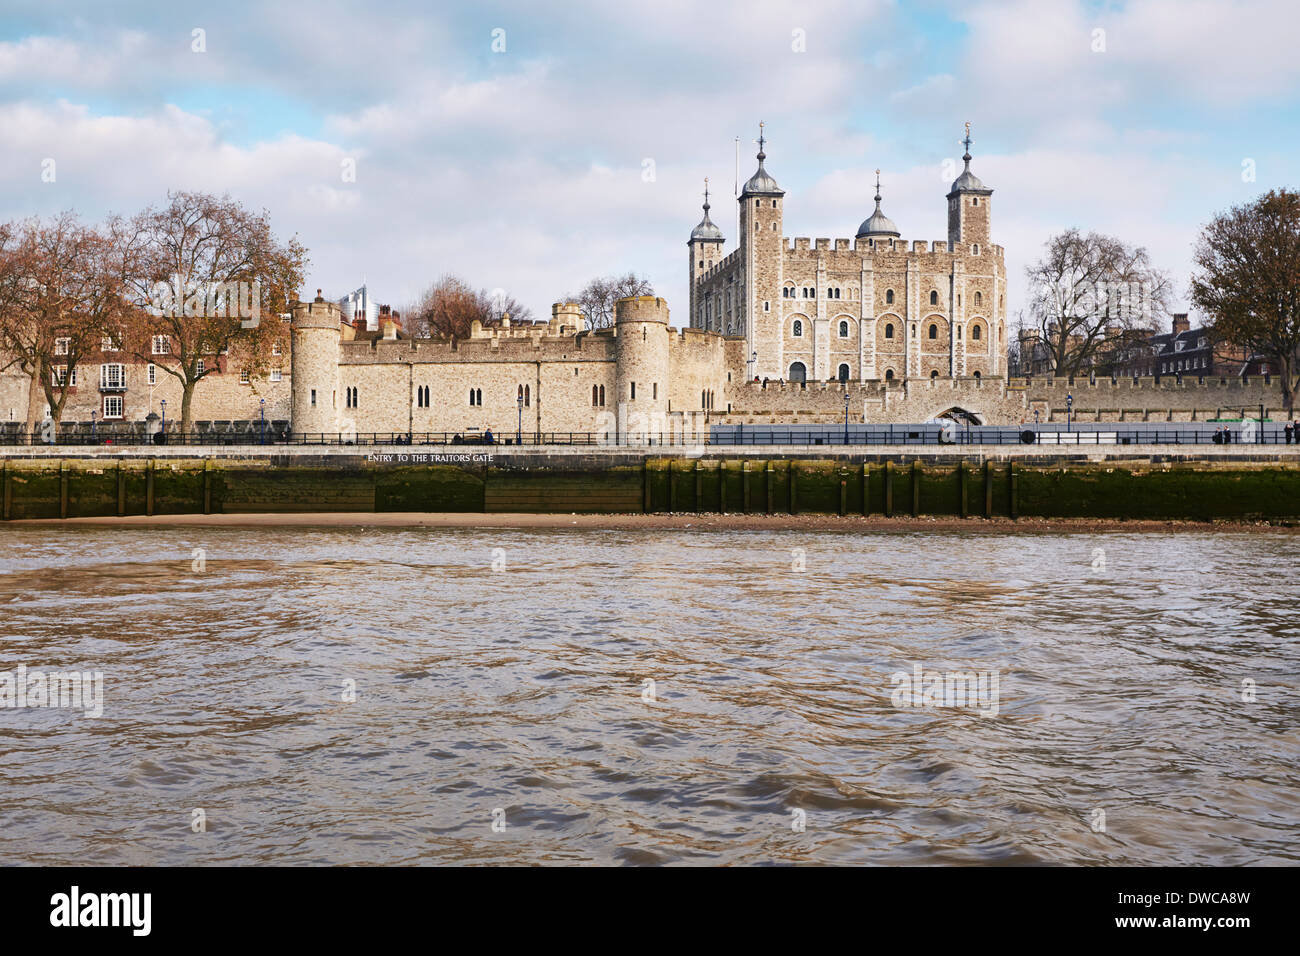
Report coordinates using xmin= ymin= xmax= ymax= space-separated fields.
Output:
xmin=0 ymin=125 xmax=1287 ymax=437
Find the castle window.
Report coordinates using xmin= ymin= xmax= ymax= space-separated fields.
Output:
xmin=653 ymin=383 xmax=657 ymax=400
xmin=469 ymin=388 xmax=482 ymax=406
xmin=931 ymin=370 xmax=940 ymax=379
xmin=310 ymin=389 xmax=316 ymax=407
xmin=148 ymin=364 xmax=157 ymax=386
xmin=972 ymin=198 xmax=979 ymax=206
xmin=839 ymin=320 xmax=849 ymax=338
xmin=928 ymin=324 xmax=938 ymax=340
xmin=884 ymin=323 xmax=894 ymax=339
xmin=631 ymin=382 xmax=636 ymax=399
xmin=972 ymin=244 xmax=980 ymax=255
xmin=772 ymin=200 xmax=778 ymax=207
xmin=103 ymin=395 xmax=123 ymax=419
xmin=763 ymin=301 xmax=770 ymax=312
xmin=973 ymin=371 xmax=981 ymax=379
xmin=971 ymin=325 xmax=981 ymax=340
xmin=885 ymin=289 xmax=894 ymax=305
xmin=930 ymin=291 xmax=938 ymax=305
xmin=345 ymin=386 xmax=358 ymax=409
xmin=975 ymin=291 xmax=982 ymax=307
xmin=417 ymin=385 xmax=429 ymax=407
xmin=271 ymin=367 xmax=283 ymax=383
xmin=884 ymin=369 xmax=895 ymax=381
xmin=755 ymin=200 xmax=760 ymax=208
xmin=792 ymin=319 xmax=803 ymax=337
xmin=599 ymin=385 xmax=605 ymax=406
xmin=837 ymin=363 xmax=850 ymax=382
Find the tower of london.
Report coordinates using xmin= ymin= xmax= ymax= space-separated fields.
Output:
xmin=689 ymin=124 xmax=1007 ymax=385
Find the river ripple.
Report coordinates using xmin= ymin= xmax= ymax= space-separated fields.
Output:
xmin=0 ymin=526 xmax=1296 ymax=865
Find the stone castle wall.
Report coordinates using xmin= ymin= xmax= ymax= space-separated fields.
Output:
xmin=719 ymin=375 xmax=1287 ymax=425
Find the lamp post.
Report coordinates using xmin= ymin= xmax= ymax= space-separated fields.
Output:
xmin=747 ymin=351 xmax=757 ymax=381
xmin=843 ymin=390 xmax=850 ymax=445
xmin=90 ymin=410 xmax=96 ymax=443
xmin=160 ymin=399 xmax=166 ymax=441
xmin=259 ymin=398 xmax=266 ymax=445
xmin=516 ymin=392 xmax=523 ymax=446
xmin=1066 ymin=392 xmax=1073 ymax=432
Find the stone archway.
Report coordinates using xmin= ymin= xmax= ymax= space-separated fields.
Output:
xmin=788 ymin=361 xmax=807 ymax=384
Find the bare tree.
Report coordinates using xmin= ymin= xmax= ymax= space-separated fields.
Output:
xmin=123 ymin=192 xmax=307 ymax=433
xmin=406 ymin=276 xmax=535 ymax=338
xmin=0 ymin=213 xmax=133 ymax=435
xmin=1025 ymin=229 xmax=1171 ymax=377
xmin=1191 ymin=188 xmax=1300 ymax=413
xmin=563 ymin=272 xmax=654 ymax=330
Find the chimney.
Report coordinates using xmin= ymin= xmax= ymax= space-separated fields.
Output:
xmin=1172 ymin=313 xmax=1190 ymax=335
xmin=382 ymin=319 xmax=397 ymax=340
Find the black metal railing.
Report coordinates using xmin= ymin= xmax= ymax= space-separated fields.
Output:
xmin=2 ymin=426 xmax=1297 ymax=448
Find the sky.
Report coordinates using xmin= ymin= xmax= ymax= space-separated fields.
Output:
xmin=1 ymin=0 xmax=1297 ymax=330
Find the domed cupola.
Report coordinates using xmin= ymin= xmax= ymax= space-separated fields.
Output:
xmin=741 ymin=124 xmax=785 ymax=198
xmin=856 ymin=169 xmax=901 ymax=239
xmin=689 ymin=179 xmax=725 ymax=243
xmin=947 ymin=122 xmax=993 ymax=198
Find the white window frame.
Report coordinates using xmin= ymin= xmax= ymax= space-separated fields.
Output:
xmin=270 ymin=366 xmax=283 ymax=383
xmin=147 ymin=363 xmax=156 ymax=385
xmin=100 ymin=363 xmax=126 ymax=389
xmin=54 ymin=337 xmax=70 ymax=356
xmin=102 ymin=395 xmax=124 ymax=419
xmin=151 ymin=335 xmax=170 ymax=355
xmin=239 ymin=369 xmax=251 ymax=385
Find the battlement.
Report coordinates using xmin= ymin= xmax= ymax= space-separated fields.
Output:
xmin=615 ymin=295 xmax=670 ymax=325
xmin=780 ymin=237 xmax=1004 ymax=259
xmin=292 ymin=290 xmax=342 ymax=330
xmin=699 ymin=249 xmax=742 ymax=282
xmin=337 ymin=328 xmax=614 ymax=365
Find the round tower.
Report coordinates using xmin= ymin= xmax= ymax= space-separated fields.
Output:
xmin=614 ymin=295 xmax=670 ymax=442
xmin=291 ymin=289 xmax=342 ymax=436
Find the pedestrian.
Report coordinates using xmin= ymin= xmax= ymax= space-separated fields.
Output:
xmin=1286 ymin=423 xmax=1294 ymax=445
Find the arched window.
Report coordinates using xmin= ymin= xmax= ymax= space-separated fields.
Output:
xmin=592 ymin=385 xmax=599 ymax=406
xmin=792 ymin=319 xmax=803 ymax=337
xmin=837 ymin=363 xmax=850 ymax=383
xmin=884 ymin=323 xmax=894 ymax=339
xmin=930 ymin=290 xmax=938 ymax=305
xmin=885 ymin=289 xmax=895 ymax=305
xmin=928 ymin=324 xmax=938 ymax=339
xmin=884 ymin=369 xmax=895 ymax=381
xmin=973 ymin=371 xmax=981 ymax=379
xmin=788 ymin=361 xmax=807 ymax=384
xmin=599 ymin=385 xmax=605 ymax=406
xmin=974 ymin=291 xmax=983 ymax=307
xmin=839 ymin=320 xmax=849 ymax=337
xmin=971 ymin=325 xmax=981 ymax=340
xmin=931 ymin=370 xmax=940 ymax=379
